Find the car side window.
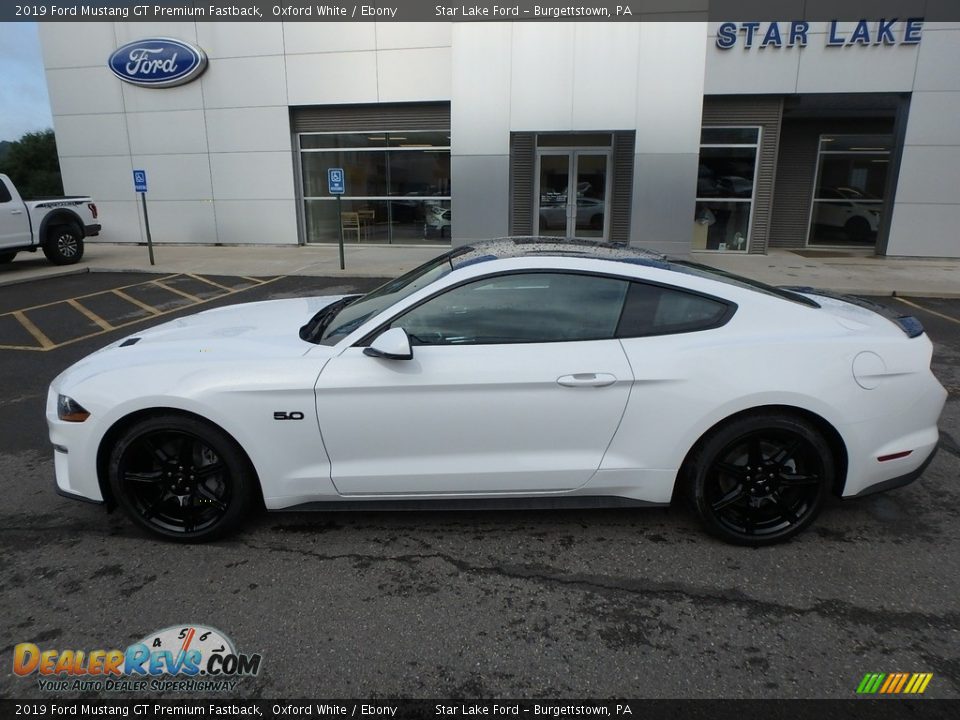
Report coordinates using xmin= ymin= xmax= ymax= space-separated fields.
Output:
xmin=0 ymin=181 xmax=11 ymax=204
xmin=617 ymin=282 xmax=732 ymax=338
xmin=390 ymin=272 xmax=629 ymax=345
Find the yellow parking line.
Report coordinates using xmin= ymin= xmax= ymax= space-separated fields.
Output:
xmin=67 ymin=299 xmax=113 ymax=331
xmin=240 ymin=276 xmax=270 ymax=285
xmin=112 ymin=289 xmax=161 ymax=315
xmin=895 ymin=297 xmax=960 ymax=326
xmin=0 ymin=276 xmax=283 ymax=353
xmin=153 ymin=279 xmax=202 ymax=303
xmin=187 ymin=274 xmax=234 ymax=292
xmin=12 ymin=311 xmax=54 ymax=350
xmin=4 ymin=274 xmax=181 ymax=315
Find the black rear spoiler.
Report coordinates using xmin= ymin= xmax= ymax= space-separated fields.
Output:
xmin=780 ymin=287 xmax=925 ymax=338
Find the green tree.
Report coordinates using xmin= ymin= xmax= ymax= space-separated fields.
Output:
xmin=0 ymin=129 xmax=63 ymax=198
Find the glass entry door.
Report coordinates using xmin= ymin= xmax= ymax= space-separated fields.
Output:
xmin=536 ymin=150 xmax=610 ymax=240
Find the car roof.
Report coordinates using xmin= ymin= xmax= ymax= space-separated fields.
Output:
xmin=447 ymin=237 xmax=670 ymax=271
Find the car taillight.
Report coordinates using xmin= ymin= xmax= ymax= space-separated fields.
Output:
xmin=88 ymin=203 xmax=98 ymax=219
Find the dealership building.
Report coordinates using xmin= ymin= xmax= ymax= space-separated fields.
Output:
xmin=38 ymin=19 xmax=960 ymax=257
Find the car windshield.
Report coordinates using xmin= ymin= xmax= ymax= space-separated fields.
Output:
xmin=312 ymin=251 xmax=461 ymax=345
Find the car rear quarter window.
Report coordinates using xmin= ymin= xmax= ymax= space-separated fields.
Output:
xmin=617 ymin=282 xmax=733 ymax=338
xmin=391 ymin=272 xmax=629 ymax=345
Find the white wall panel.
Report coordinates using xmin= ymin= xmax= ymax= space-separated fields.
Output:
xmin=451 ymin=155 xmax=509 ymax=244
xmin=509 ymin=24 xmax=576 ymax=131
xmin=451 ymin=24 xmax=511 ymax=156
xmin=209 ymin=153 xmax=296 ymax=201
xmin=887 ymin=203 xmax=960 ymax=256
xmin=129 ymin=154 xmax=213 ymax=201
xmin=196 ymin=22 xmax=284 ymax=58
xmin=285 ymin=52 xmax=379 ymax=105
xmin=377 ymin=48 xmax=451 ymax=103
xmin=283 ymin=22 xmax=375 ymax=54
xmin=904 ymin=92 xmax=960 ymax=146
xmin=635 ymin=23 xmax=706 ymax=155
xmin=914 ymin=29 xmax=960 ymax=91
xmin=200 ymin=56 xmax=287 ymax=109
xmin=58 ymin=156 xmax=134 ymax=202
xmin=205 ymin=107 xmax=293 ymax=154
xmin=796 ymin=43 xmax=919 ymax=94
xmin=571 ymin=24 xmax=640 ymax=130
xmin=88 ymin=200 xmax=143 ymax=244
xmin=214 ymin=200 xmax=299 ymax=244
xmin=126 ymin=110 xmax=208 ymax=156
xmin=894 ymin=146 xmax=960 ymax=205
xmin=52 ymin=114 xmax=129 ymax=157
xmin=133 ymin=201 xmax=216 ymax=244
xmin=630 ymin=153 xmax=700 ymax=254
xmin=376 ymin=22 xmax=452 ymax=50
xmin=46 ymin=67 xmax=124 ymax=115
xmin=703 ymin=40 xmax=802 ymax=95
xmin=120 ymin=79 xmax=204 ymax=113
xmin=39 ymin=22 xmax=118 ymax=69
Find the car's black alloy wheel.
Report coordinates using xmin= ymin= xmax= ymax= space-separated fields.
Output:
xmin=108 ymin=415 xmax=255 ymax=541
xmin=688 ymin=413 xmax=832 ymax=545
xmin=43 ymin=224 xmax=85 ymax=265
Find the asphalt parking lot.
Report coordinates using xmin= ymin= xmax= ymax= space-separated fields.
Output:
xmin=0 ymin=271 xmax=958 ymax=700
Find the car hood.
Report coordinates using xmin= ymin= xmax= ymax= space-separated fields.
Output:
xmin=53 ymin=296 xmax=346 ymax=387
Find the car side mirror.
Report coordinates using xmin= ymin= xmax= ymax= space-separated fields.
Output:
xmin=363 ymin=327 xmax=413 ymax=360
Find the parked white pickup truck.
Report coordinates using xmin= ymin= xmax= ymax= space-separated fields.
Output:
xmin=0 ymin=173 xmax=100 ymax=265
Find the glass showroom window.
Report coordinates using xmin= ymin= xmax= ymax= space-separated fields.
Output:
xmin=808 ymin=134 xmax=892 ymax=247
xmin=300 ymin=131 xmax=451 ymax=245
xmin=693 ymin=127 xmax=760 ymax=252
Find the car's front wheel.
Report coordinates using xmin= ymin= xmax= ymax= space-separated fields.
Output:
xmin=686 ymin=413 xmax=832 ymax=545
xmin=108 ymin=414 xmax=257 ymax=542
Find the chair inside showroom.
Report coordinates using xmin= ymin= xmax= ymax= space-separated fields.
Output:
xmin=341 ymin=212 xmax=361 ymax=243
xmin=357 ymin=209 xmax=376 ymax=241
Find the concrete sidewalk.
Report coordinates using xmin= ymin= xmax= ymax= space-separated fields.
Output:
xmin=1 ymin=241 xmax=958 ymax=297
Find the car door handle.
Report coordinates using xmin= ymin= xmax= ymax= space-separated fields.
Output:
xmin=10 ymin=209 xmax=23 ymax=215
xmin=556 ymin=373 xmax=617 ymax=388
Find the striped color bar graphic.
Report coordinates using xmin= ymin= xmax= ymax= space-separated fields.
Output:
xmin=857 ymin=672 xmax=933 ymax=694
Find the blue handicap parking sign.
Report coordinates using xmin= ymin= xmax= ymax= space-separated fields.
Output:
xmin=133 ymin=170 xmax=148 ymax=193
xmin=327 ymin=168 xmax=345 ymax=195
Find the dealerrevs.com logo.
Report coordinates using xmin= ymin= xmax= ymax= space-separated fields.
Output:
xmin=13 ymin=624 xmax=262 ymax=692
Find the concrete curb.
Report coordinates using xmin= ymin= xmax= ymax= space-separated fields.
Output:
xmin=0 ymin=267 xmax=89 ymax=289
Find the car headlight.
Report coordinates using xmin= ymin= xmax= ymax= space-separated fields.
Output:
xmin=57 ymin=395 xmax=90 ymax=423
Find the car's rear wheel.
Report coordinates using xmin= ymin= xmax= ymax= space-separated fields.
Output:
xmin=108 ymin=414 xmax=256 ymax=542
xmin=43 ymin=224 xmax=85 ymax=265
xmin=687 ymin=413 xmax=832 ymax=545
xmin=844 ymin=216 xmax=871 ymax=244
xmin=0 ymin=251 xmax=16 ymax=263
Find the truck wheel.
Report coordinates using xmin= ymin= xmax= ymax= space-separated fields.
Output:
xmin=0 ymin=251 xmax=16 ymax=264
xmin=43 ymin=225 xmax=85 ymax=265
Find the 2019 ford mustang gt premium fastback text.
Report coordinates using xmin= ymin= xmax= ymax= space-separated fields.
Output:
xmin=47 ymin=239 xmax=946 ymax=545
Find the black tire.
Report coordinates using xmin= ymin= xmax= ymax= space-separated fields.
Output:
xmin=844 ymin=217 xmax=872 ymax=244
xmin=686 ymin=412 xmax=832 ymax=546
xmin=0 ymin=251 xmax=16 ymax=264
xmin=107 ymin=414 xmax=257 ymax=542
xmin=589 ymin=214 xmax=603 ymax=231
xmin=42 ymin=224 xmax=84 ymax=265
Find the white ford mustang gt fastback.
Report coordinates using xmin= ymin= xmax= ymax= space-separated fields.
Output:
xmin=47 ymin=239 xmax=946 ymax=545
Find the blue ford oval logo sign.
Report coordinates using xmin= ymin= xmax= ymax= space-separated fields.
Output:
xmin=108 ymin=38 xmax=207 ymax=88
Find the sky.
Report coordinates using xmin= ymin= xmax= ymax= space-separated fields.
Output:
xmin=0 ymin=22 xmax=54 ymax=143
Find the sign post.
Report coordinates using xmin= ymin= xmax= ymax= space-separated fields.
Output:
xmin=133 ymin=170 xmax=154 ymax=266
xmin=327 ymin=167 xmax=346 ymax=270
